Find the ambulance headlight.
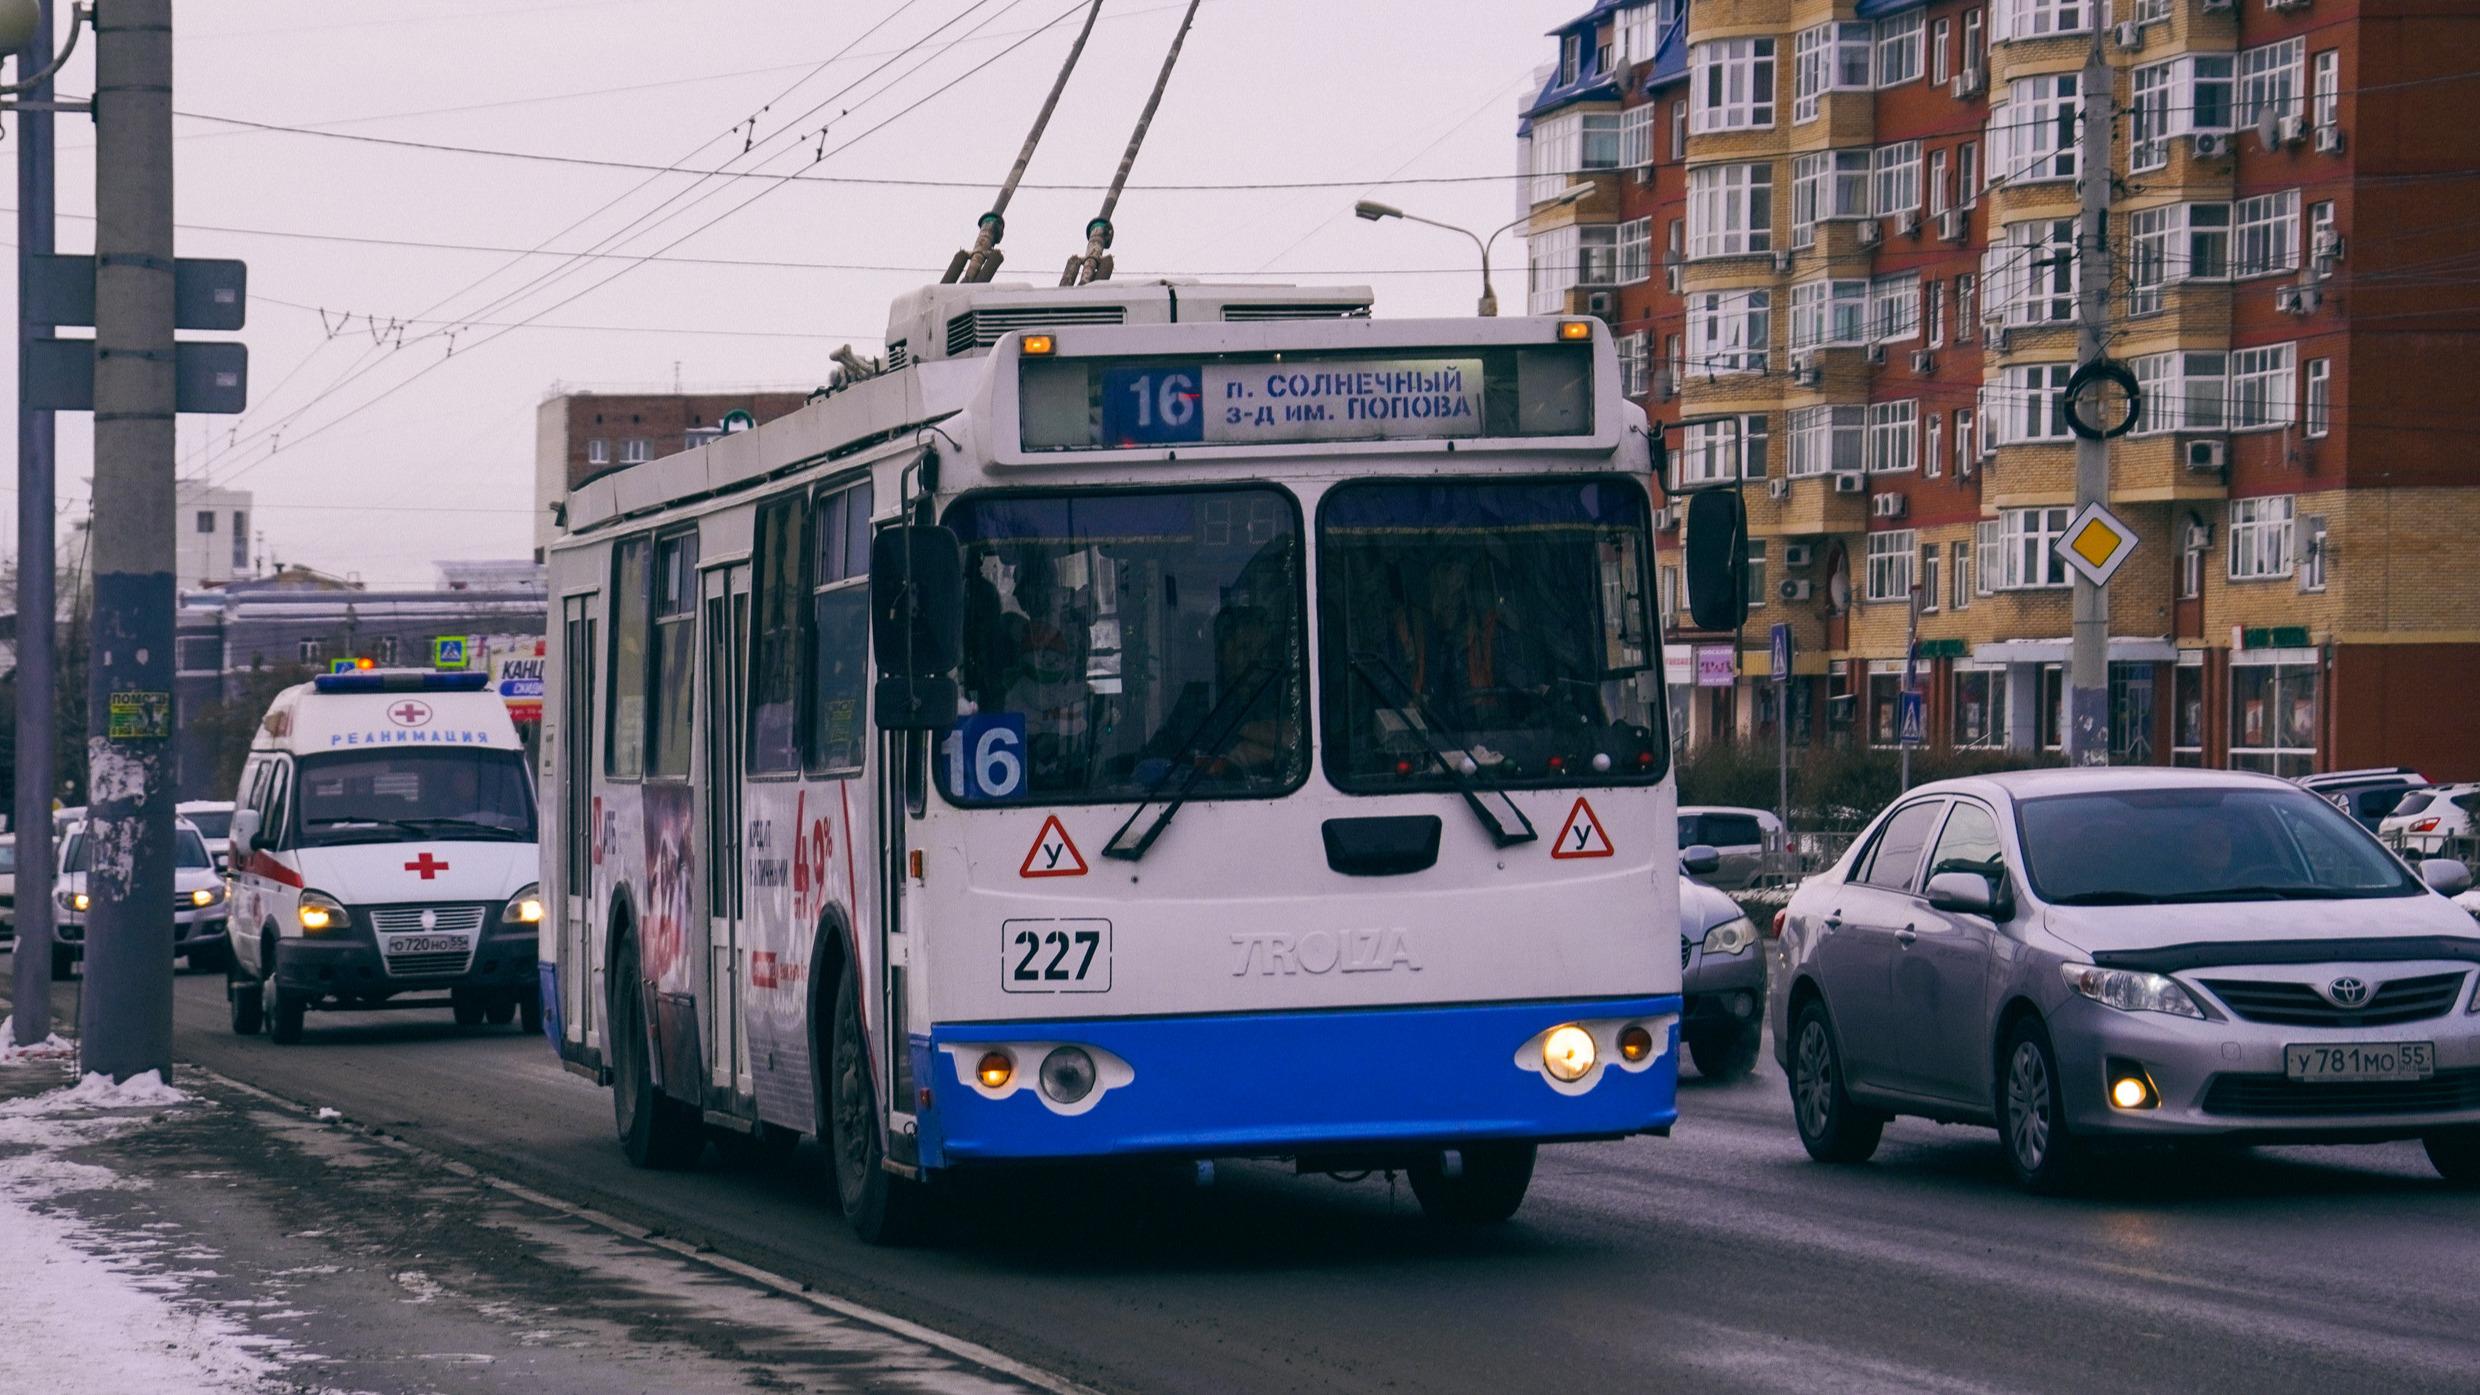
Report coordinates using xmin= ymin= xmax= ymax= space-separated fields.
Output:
xmin=502 ymin=883 xmax=544 ymax=926
xmin=298 ymin=890 xmax=347 ymax=934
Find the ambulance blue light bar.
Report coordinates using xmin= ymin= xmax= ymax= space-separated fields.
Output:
xmin=312 ymin=670 xmax=492 ymax=694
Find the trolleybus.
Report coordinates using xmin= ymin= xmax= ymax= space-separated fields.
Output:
xmin=541 ymin=280 xmax=1741 ymax=1240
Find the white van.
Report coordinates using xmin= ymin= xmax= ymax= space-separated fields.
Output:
xmin=224 ymin=670 xmax=543 ymax=1044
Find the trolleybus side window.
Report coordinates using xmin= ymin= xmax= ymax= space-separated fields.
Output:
xmin=606 ymin=535 xmax=652 ymax=779
xmin=648 ymin=529 xmax=699 ymax=780
xmin=941 ymin=485 xmax=1307 ymax=805
xmin=1318 ymin=476 xmax=1666 ymax=791
xmin=808 ymin=478 xmax=874 ymax=776
xmin=747 ymin=497 xmax=804 ymax=776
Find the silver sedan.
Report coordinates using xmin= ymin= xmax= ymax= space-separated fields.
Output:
xmin=1770 ymin=768 xmax=2480 ymax=1191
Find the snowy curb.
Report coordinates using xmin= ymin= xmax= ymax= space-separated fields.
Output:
xmin=0 ymin=1069 xmax=190 ymax=1115
xmin=0 ymin=1015 xmax=75 ymax=1065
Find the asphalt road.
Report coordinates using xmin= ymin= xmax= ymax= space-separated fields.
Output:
xmin=16 ymin=961 xmax=2480 ymax=1394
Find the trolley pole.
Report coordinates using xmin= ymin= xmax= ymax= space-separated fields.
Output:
xmin=9 ymin=0 xmax=56 ymax=1050
xmin=2065 ymin=34 xmax=2114 ymax=766
xmin=79 ymin=0 xmax=176 ymax=1080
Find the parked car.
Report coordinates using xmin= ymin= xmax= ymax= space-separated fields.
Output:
xmin=1678 ymin=868 xmax=1764 ymax=1079
xmin=2297 ymin=767 xmax=2430 ymax=832
xmin=51 ymin=817 xmax=230 ymax=979
xmin=2379 ymin=782 xmax=2479 ymax=857
xmin=1677 ymin=806 xmax=1784 ymax=891
xmin=1772 ymin=768 xmax=2480 ymax=1191
xmin=177 ymin=800 xmax=240 ymax=873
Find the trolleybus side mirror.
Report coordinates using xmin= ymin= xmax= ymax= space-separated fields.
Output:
xmin=1682 ymin=488 xmax=1750 ymax=634
xmin=870 ymin=524 xmax=965 ymax=731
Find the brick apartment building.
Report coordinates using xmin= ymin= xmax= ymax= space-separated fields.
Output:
xmin=1520 ymin=0 xmax=2480 ymax=778
xmin=532 ymin=388 xmax=815 ymax=560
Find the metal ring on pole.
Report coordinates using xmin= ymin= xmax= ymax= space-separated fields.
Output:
xmin=2064 ymin=356 xmax=2142 ymax=440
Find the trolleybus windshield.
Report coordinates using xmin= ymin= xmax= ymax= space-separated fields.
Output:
xmin=942 ymin=486 xmax=1307 ymax=805
xmin=1319 ymin=477 xmax=1665 ymax=791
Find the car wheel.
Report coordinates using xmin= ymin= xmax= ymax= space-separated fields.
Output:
xmin=1688 ymin=1022 xmax=1762 ymax=1082
xmin=1789 ymin=1000 xmax=1884 ymax=1164
xmin=824 ymin=964 xmax=925 ymax=1244
xmin=2423 ymin=1127 xmax=2480 ymax=1187
xmin=227 ymin=961 xmax=263 ymax=1037
xmin=1408 ymin=1142 xmax=1538 ymax=1223
xmin=451 ymin=989 xmax=487 ymax=1028
xmin=268 ymin=988 xmax=306 ymax=1045
xmin=518 ymin=988 xmax=544 ymax=1037
xmin=610 ymin=934 xmax=703 ymax=1169
xmin=1998 ymin=1017 xmax=2089 ymax=1193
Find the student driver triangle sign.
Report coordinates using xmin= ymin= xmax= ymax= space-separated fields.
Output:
xmin=1019 ymin=815 xmax=1089 ymax=879
xmin=1551 ymin=797 xmax=1615 ymax=860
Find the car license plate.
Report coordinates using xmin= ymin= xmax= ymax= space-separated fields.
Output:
xmin=2284 ymin=1042 xmax=2435 ymax=1082
xmin=386 ymin=934 xmax=467 ymax=956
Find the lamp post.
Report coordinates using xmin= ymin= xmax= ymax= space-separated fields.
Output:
xmin=1355 ymin=183 xmax=1594 ymax=317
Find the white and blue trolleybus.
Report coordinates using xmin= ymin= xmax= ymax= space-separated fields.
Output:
xmin=541 ymin=280 xmax=1740 ymax=1239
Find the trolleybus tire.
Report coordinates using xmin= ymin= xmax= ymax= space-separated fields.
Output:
xmin=1789 ymin=998 xmax=1884 ymax=1164
xmin=1687 ymin=1022 xmax=1762 ymax=1082
xmin=227 ymin=962 xmax=264 ymax=1037
xmin=825 ymin=965 xmax=926 ymax=1245
xmin=1408 ymin=1142 xmax=1537 ymax=1223
xmin=611 ymin=932 xmax=705 ymax=1170
xmin=268 ymin=988 xmax=307 ymax=1045
xmin=452 ymin=989 xmax=487 ymax=1027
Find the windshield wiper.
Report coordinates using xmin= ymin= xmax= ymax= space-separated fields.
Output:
xmin=1103 ymin=660 xmax=1285 ymax=862
xmin=1345 ymin=652 xmax=1536 ymax=850
xmin=2153 ymin=884 xmax=2340 ymax=903
xmin=396 ymin=817 xmax=531 ymax=842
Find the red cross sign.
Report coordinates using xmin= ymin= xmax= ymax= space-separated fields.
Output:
xmin=404 ymin=852 xmax=451 ymax=880
xmin=387 ymin=699 xmax=433 ymax=727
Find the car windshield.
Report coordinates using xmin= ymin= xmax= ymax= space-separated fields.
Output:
xmin=63 ymin=828 xmax=212 ymax=871
xmin=1319 ymin=477 xmax=1664 ymax=790
xmin=943 ymin=486 xmax=1307 ymax=804
xmin=294 ymin=748 xmax=538 ymax=846
xmin=2019 ymin=785 xmax=2421 ymax=904
xmin=183 ymin=809 xmax=233 ymax=839
xmin=1684 ymin=813 xmax=1764 ymax=847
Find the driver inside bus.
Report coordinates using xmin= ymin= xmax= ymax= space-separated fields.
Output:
xmin=1393 ymin=554 xmax=1520 ymax=729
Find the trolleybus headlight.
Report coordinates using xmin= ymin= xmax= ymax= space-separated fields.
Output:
xmin=1039 ymin=1046 xmax=1097 ymax=1105
xmin=975 ymin=1051 xmax=1014 ymax=1090
xmin=1541 ymin=1024 xmax=1597 ymax=1082
xmin=298 ymin=891 xmax=347 ymax=934
xmin=502 ymin=883 xmax=544 ymax=926
xmin=1619 ymin=1024 xmax=1655 ymax=1063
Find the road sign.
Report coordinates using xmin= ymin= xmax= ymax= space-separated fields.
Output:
xmin=2055 ymin=502 xmax=2140 ymax=586
xmin=25 ymin=338 xmax=248 ymax=414
xmin=1551 ymin=797 xmax=1615 ymax=859
xmin=432 ymin=636 xmax=471 ymax=670
xmin=1020 ymin=815 xmax=1088 ymax=878
xmin=719 ymin=408 xmax=756 ymax=433
xmin=1769 ymin=622 xmax=1793 ymax=684
xmin=26 ymin=254 xmax=248 ymax=331
xmin=1897 ymin=691 xmax=1927 ymax=747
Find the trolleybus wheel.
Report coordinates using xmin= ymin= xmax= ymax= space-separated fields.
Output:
xmin=1408 ymin=1142 xmax=1537 ymax=1223
xmin=611 ymin=932 xmax=704 ymax=1169
xmin=518 ymin=987 xmax=544 ymax=1037
xmin=825 ymin=965 xmax=926 ymax=1244
xmin=484 ymin=997 xmax=517 ymax=1026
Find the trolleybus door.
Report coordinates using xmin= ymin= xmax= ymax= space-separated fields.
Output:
xmin=558 ymin=594 xmax=598 ymax=1053
xmin=701 ymin=564 xmax=752 ymax=1097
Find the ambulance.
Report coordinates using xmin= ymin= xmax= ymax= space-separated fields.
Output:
xmin=223 ymin=670 xmax=544 ymax=1044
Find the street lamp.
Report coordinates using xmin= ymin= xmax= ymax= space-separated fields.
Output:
xmin=1354 ymin=183 xmax=1594 ymax=318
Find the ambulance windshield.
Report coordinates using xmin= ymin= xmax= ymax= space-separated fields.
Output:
xmin=294 ymin=748 xmax=537 ymax=846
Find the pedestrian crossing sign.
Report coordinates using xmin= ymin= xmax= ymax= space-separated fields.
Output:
xmin=432 ymin=636 xmax=470 ymax=670
xmin=2054 ymin=502 xmax=2139 ymax=587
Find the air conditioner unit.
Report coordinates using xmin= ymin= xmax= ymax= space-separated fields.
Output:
xmin=1938 ymin=209 xmax=1967 ymax=243
xmin=1654 ymin=506 xmax=1680 ymax=532
xmin=1768 ymin=477 xmax=1793 ymax=501
xmin=2275 ymin=284 xmax=2321 ymax=315
xmin=1585 ymin=289 xmax=1618 ymax=320
xmin=1783 ymin=542 xmax=1814 ymax=568
xmin=2312 ymin=228 xmax=2345 ymax=264
xmin=2274 ymin=114 xmax=2308 ymax=146
xmin=1831 ymin=471 xmax=1866 ymax=494
xmin=1791 ymin=355 xmax=1822 ymax=387
xmin=2314 ymin=125 xmax=2346 ymax=155
xmin=1773 ymin=250 xmax=1796 ymax=274
xmin=1898 ymin=210 xmax=1923 ymax=238
xmin=1865 ymin=342 xmax=1888 ymax=366
xmin=1856 ymin=219 xmax=1884 ymax=248
xmin=1872 ymin=493 xmax=1908 ymax=519
xmin=2113 ymin=21 xmax=2143 ymax=49
xmin=2190 ymin=132 xmax=2231 ymax=159
xmin=1778 ymin=579 xmax=1814 ymax=603
xmin=1911 ymin=351 xmax=1937 ymax=374
xmin=2184 ymin=438 xmax=2228 ymax=472
xmin=1986 ymin=326 xmax=2011 ymax=352
xmin=1952 ymin=65 xmax=1986 ymax=99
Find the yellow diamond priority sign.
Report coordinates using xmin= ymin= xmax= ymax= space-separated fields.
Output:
xmin=2054 ymin=502 xmax=2139 ymax=586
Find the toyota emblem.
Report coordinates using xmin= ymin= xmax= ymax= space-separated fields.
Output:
xmin=2324 ymin=976 xmax=2371 ymax=1008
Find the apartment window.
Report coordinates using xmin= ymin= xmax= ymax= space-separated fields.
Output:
xmin=1873 ymin=141 xmax=1922 ymax=215
xmin=1791 ymin=150 xmax=1871 ymax=246
xmin=2135 ymin=0 xmax=2171 ymax=18
xmin=1747 ymin=541 xmax=1769 ymax=610
xmin=1671 ymin=100 xmax=1688 ymax=160
xmin=1989 ymin=74 xmax=2080 ymax=184
xmin=1957 ymin=141 xmax=1978 ymax=202
xmin=1619 ymin=216 xmax=1654 ymax=284
xmin=1667 ymin=333 xmax=1686 ymax=388
xmin=1688 ymin=290 xmax=1772 ymax=375
xmin=2230 ymin=344 xmax=2297 ymax=430
xmin=1561 ymin=34 xmax=1581 ymax=85
xmin=2130 ymin=56 xmax=2234 ymax=170
xmin=298 ymin=638 xmax=324 ymax=663
xmin=1928 ymin=149 xmax=1952 ymax=218
xmin=2312 ymin=49 xmax=2340 ymax=137
xmin=1659 ymin=565 xmax=1680 ymax=624
xmin=1619 ymin=331 xmax=1653 ymax=397
xmin=1679 ymin=414 xmax=1770 ymax=485
xmin=2233 ymin=191 xmax=2300 ymax=279
xmin=1925 ymin=280 xmax=1947 ymax=347
xmin=232 ymin=512 xmax=249 ymax=570
xmin=1866 ymin=530 xmax=1918 ymax=602
xmin=1950 ymin=540 xmax=1972 ymax=610
xmin=1526 ymin=224 xmax=1620 ymax=311
xmin=1926 ymin=412 xmax=1945 ymax=478
xmin=1790 ymin=278 xmax=1869 ymax=349
xmin=1955 ymin=407 xmax=1977 ymax=471
xmin=2131 ymin=350 xmax=2228 ymax=434
xmin=2300 ymin=515 xmax=2328 ymax=593
xmin=1793 ymin=22 xmax=1873 ymax=123
xmin=1876 ymin=12 xmax=1924 ymax=87
xmin=1920 ymin=545 xmax=1941 ymax=612
xmin=2310 ymin=200 xmax=2338 ymax=270
xmin=2305 ymin=357 xmax=2331 ymax=438
xmin=1788 ymin=405 xmax=1866 ymax=477
xmin=1985 ymin=218 xmax=2075 ymax=326
xmin=1955 ymin=273 xmax=1976 ymax=340
xmin=1976 ymin=519 xmax=2002 ymax=594
xmin=196 ymin=509 xmax=216 ymax=534
xmin=586 ymin=439 xmax=610 ymax=465
xmin=1999 ymin=364 xmax=2073 ymax=444
xmin=1687 ymin=163 xmax=1773 ymax=258
xmin=1528 ymin=112 xmax=1625 ymax=203
xmin=2237 ymin=38 xmax=2305 ymax=131
xmin=1869 ymin=401 xmax=1919 ymax=473
xmin=2228 ymin=496 xmax=2295 ymax=580
xmin=1932 ymin=19 xmax=1953 ymax=84
xmin=1954 ymin=665 xmax=2006 ymax=746
xmin=1622 ymin=104 xmax=1655 ymax=168
xmin=1994 ymin=0 xmax=2088 ymax=42
xmin=2126 ymin=206 xmax=2170 ymax=315
xmin=1620 ymin=4 xmax=1659 ymax=65
xmin=1691 ymin=38 xmax=1777 ymax=133
xmin=2185 ymin=203 xmax=2231 ymax=278
xmin=1582 ymin=112 xmax=1625 ymax=168
xmin=2179 ymin=529 xmax=2205 ymax=599
xmin=2130 ymin=62 xmax=2173 ymax=172
xmin=2000 ymin=507 xmax=2071 ymax=589
xmin=1963 ymin=9 xmax=1984 ymax=64
xmin=1871 ymin=274 xmax=1921 ymax=342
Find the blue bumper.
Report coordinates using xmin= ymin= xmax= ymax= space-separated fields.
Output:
xmin=915 ymin=995 xmax=1681 ymax=1169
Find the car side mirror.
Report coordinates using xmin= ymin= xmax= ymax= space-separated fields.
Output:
xmin=229 ymin=809 xmax=261 ymax=858
xmin=869 ymin=524 xmax=965 ymax=732
xmin=1925 ymin=870 xmax=1999 ymax=916
xmin=1681 ymin=843 xmax=1722 ymax=878
xmin=2421 ymin=858 xmax=2473 ymax=897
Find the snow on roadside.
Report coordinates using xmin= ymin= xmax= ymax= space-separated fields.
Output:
xmin=0 ymin=1016 xmax=75 ymax=1064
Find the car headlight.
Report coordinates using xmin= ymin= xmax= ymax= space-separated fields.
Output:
xmin=502 ymin=883 xmax=544 ymax=926
xmin=190 ymin=885 xmax=224 ymax=908
xmin=2060 ymin=962 xmax=2204 ymax=1019
xmin=58 ymin=889 xmax=88 ymax=913
xmin=298 ymin=890 xmax=347 ymax=934
xmin=1701 ymin=916 xmax=1757 ymax=956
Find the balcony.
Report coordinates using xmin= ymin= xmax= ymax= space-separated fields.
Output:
xmin=1745 ymin=472 xmax=1867 ymax=538
xmin=2108 ymin=433 xmax=2233 ymax=504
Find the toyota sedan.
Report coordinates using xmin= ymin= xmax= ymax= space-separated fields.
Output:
xmin=1771 ymin=768 xmax=2480 ymax=1191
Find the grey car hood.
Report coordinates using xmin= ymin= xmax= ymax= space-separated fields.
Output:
xmin=2041 ymin=893 xmax=2480 ymax=958
xmin=1678 ymin=875 xmax=1744 ymax=939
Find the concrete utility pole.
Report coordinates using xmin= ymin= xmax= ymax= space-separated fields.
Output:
xmin=2065 ymin=34 xmax=2115 ymax=766
xmin=80 ymin=0 xmax=176 ymax=1080
xmin=9 ymin=0 xmax=57 ymax=1051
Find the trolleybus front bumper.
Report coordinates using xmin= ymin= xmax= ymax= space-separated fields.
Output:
xmin=916 ymin=994 xmax=1681 ymax=1168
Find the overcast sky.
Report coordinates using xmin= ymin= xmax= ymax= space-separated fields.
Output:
xmin=0 ymin=0 xmax=1574 ymax=586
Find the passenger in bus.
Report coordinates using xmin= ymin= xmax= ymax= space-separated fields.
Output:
xmin=1394 ymin=555 xmax=1522 ymax=730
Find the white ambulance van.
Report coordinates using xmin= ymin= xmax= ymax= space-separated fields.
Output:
xmin=224 ymin=670 xmax=544 ymax=1044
